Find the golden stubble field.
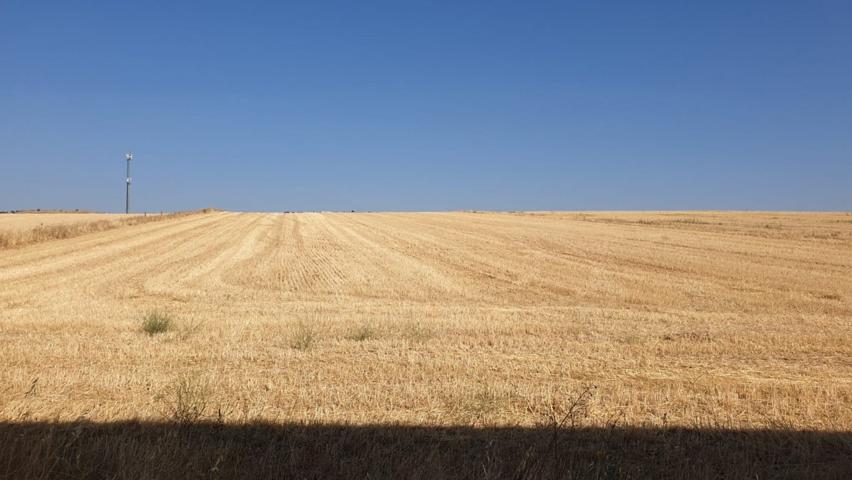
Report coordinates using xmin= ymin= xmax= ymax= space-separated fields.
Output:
xmin=0 ymin=212 xmax=187 ymax=249
xmin=0 ymin=213 xmax=140 ymax=232
xmin=1 ymin=210 xmax=850 ymax=435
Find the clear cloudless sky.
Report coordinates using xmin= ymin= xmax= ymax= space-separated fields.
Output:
xmin=1 ymin=1 xmax=850 ymax=212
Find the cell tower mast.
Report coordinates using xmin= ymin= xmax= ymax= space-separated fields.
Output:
xmin=125 ymin=152 xmax=133 ymax=214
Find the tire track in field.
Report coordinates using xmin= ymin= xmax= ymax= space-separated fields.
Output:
xmin=4 ymin=211 xmax=848 ymax=318
xmin=330 ymin=213 xmax=558 ymax=305
xmin=288 ymin=213 xmax=350 ymax=295
xmin=357 ymin=213 xmax=740 ymax=308
xmin=0 ymin=212 xmax=222 ymax=271
xmin=305 ymin=214 xmax=373 ymax=294
xmin=222 ymin=213 xmax=376 ymax=298
xmin=0 ymin=213 xmax=245 ymax=308
xmin=222 ymin=212 xmax=461 ymax=301
xmin=143 ymin=213 xmax=271 ymax=298
xmin=219 ymin=213 xmax=291 ymax=291
xmin=6 ymin=213 xmax=271 ymax=309
xmin=223 ymin=213 xmax=321 ymax=295
xmin=0 ymin=213 xmax=227 ymax=285
xmin=315 ymin=213 xmax=463 ymax=301
xmin=95 ymin=213 xmax=265 ymax=302
xmin=426 ymin=213 xmax=850 ymax=310
xmin=273 ymin=213 xmax=307 ymax=293
xmin=361 ymin=212 xmax=608 ymax=302
xmin=349 ymin=212 xmax=715 ymax=306
xmin=0 ymin=213 xmax=233 ymax=306
xmin=368 ymin=213 xmax=852 ymax=313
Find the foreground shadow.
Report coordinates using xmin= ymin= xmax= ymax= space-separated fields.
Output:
xmin=0 ymin=421 xmax=849 ymax=479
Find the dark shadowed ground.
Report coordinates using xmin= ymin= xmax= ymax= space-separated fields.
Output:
xmin=0 ymin=421 xmax=849 ymax=479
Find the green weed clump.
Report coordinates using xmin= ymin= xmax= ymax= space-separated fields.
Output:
xmin=142 ymin=312 xmax=173 ymax=336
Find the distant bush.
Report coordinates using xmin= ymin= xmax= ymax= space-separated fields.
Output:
xmin=142 ymin=312 xmax=173 ymax=336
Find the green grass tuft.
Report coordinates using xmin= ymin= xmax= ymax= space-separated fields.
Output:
xmin=142 ymin=312 xmax=173 ymax=336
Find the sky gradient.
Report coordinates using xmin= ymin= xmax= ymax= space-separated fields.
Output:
xmin=2 ymin=1 xmax=851 ymax=212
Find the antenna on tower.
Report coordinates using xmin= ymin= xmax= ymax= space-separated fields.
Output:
xmin=125 ymin=152 xmax=133 ymax=214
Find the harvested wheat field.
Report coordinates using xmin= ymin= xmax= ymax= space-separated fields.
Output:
xmin=0 ymin=213 xmax=141 ymax=231
xmin=1 ymin=210 xmax=851 ymax=478
xmin=0 ymin=211 xmax=201 ymax=249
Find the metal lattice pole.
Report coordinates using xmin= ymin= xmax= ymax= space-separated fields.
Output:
xmin=125 ymin=153 xmax=133 ymax=213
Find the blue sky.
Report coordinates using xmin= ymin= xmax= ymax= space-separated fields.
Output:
xmin=2 ymin=1 xmax=850 ymax=212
